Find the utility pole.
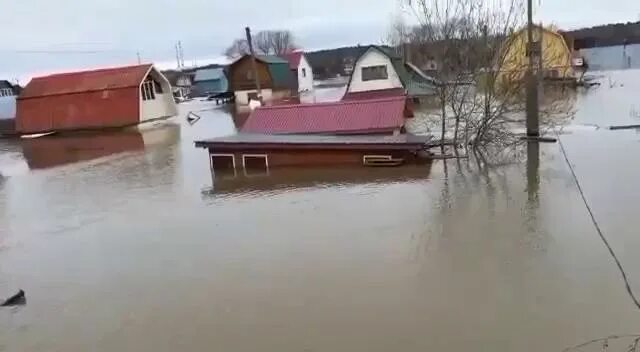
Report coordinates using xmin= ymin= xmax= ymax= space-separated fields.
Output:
xmin=245 ymin=26 xmax=262 ymax=99
xmin=137 ymin=51 xmax=141 ymax=64
xmin=175 ymin=43 xmax=181 ymax=69
xmin=178 ymin=41 xmax=185 ymax=68
xmin=525 ymin=0 xmax=539 ymax=137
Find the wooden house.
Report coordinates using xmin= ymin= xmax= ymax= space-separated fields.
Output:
xmin=16 ymin=64 xmax=177 ymax=134
xmin=343 ymin=46 xmax=438 ymax=101
xmin=498 ymin=25 xmax=575 ymax=82
xmin=227 ymin=55 xmax=295 ymax=105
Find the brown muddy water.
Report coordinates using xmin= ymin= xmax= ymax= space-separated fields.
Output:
xmin=2 ymin=71 xmax=640 ymax=351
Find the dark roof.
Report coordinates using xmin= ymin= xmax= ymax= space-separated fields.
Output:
xmin=241 ymin=96 xmax=409 ymax=135
xmin=194 ymin=68 xmax=225 ymax=82
xmin=256 ymin=55 xmax=289 ymax=64
xmin=20 ymin=64 xmax=153 ymax=99
xmin=281 ymin=52 xmax=304 ymax=70
xmin=0 ymin=80 xmax=12 ymax=90
xmin=196 ymin=133 xmax=430 ymax=150
xmin=346 ymin=46 xmax=438 ymax=97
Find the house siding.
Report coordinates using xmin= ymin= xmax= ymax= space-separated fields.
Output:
xmin=347 ymin=49 xmax=403 ymax=93
xmin=297 ymin=55 xmax=314 ymax=92
xmin=17 ymin=88 xmax=140 ymax=133
xmin=229 ymin=57 xmax=273 ymax=91
xmin=500 ymin=27 xmax=574 ymax=80
xmin=213 ymin=149 xmax=416 ymax=168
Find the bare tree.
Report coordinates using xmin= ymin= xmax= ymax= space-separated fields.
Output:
xmin=224 ymin=39 xmax=250 ymax=59
xmin=224 ymin=30 xmax=299 ymax=59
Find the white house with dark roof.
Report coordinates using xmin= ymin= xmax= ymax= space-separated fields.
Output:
xmin=344 ymin=46 xmax=439 ymax=101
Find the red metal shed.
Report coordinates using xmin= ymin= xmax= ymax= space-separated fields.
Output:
xmin=16 ymin=64 xmax=173 ymax=134
xmin=241 ymin=96 xmax=411 ymax=135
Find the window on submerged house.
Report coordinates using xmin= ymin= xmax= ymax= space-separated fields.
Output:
xmin=154 ymin=80 xmax=163 ymax=94
xmin=302 ymin=68 xmax=306 ymax=77
xmin=141 ymin=78 xmax=156 ymax=101
xmin=361 ymin=65 xmax=388 ymax=81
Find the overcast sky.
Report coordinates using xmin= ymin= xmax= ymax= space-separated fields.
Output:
xmin=1 ymin=0 xmax=638 ymax=82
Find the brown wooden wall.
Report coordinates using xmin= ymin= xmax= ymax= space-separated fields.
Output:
xmin=229 ymin=57 xmax=273 ymax=91
xmin=210 ymin=149 xmax=416 ymax=169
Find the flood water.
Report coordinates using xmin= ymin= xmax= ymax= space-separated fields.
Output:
xmin=2 ymin=72 xmax=640 ymax=351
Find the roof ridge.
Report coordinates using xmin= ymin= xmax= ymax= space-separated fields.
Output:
xmin=36 ymin=63 xmax=152 ymax=79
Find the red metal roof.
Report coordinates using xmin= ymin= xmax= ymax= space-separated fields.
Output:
xmin=20 ymin=64 xmax=153 ymax=99
xmin=281 ymin=52 xmax=303 ymax=70
xmin=241 ymin=96 xmax=408 ymax=135
xmin=342 ymin=88 xmax=406 ymax=101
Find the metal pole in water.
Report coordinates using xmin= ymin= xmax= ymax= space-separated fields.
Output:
xmin=526 ymin=0 xmax=539 ymax=137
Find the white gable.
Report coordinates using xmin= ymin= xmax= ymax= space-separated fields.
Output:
xmin=347 ymin=48 xmax=403 ymax=93
xmin=297 ymin=54 xmax=314 ymax=92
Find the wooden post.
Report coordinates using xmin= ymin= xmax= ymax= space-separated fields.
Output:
xmin=526 ymin=0 xmax=539 ymax=137
xmin=245 ymin=27 xmax=262 ymax=99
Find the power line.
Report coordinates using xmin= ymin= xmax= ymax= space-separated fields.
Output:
xmin=556 ymin=133 xmax=640 ymax=310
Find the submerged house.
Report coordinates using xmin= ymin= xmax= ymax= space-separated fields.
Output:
xmin=499 ymin=25 xmax=575 ymax=81
xmin=195 ymin=96 xmax=430 ymax=172
xmin=280 ymin=51 xmax=314 ymax=93
xmin=228 ymin=55 xmax=295 ymax=105
xmin=163 ymin=70 xmax=194 ymax=98
xmin=16 ymin=64 xmax=177 ymax=134
xmin=0 ymin=81 xmax=17 ymax=135
xmin=192 ymin=68 xmax=228 ymax=97
xmin=343 ymin=46 xmax=438 ymax=101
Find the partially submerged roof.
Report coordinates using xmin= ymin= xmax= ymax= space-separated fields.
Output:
xmin=20 ymin=64 xmax=153 ymax=99
xmin=194 ymin=68 xmax=225 ymax=82
xmin=241 ymin=96 xmax=409 ymax=135
xmin=281 ymin=52 xmax=303 ymax=70
xmin=196 ymin=133 xmax=430 ymax=150
xmin=230 ymin=54 xmax=294 ymax=89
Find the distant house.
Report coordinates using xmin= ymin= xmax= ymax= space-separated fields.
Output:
xmin=228 ymin=55 xmax=295 ymax=105
xmin=280 ymin=52 xmax=314 ymax=93
xmin=193 ymin=68 xmax=228 ymax=97
xmin=241 ymin=95 xmax=412 ymax=135
xmin=499 ymin=25 xmax=575 ymax=81
xmin=343 ymin=46 xmax=438 ymax=101
xmin=0 ymin=80 xmax=16 ymax=97
xmin=163 ymin=70 xmax=194 ymax=98
xmin=17 ymin=64 xmax=177 ymax=134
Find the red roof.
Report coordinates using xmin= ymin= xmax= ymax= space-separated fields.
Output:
xmin=281 ymin=52 xmax=303 ymax=70
xmin=20 ymin=64 xmax=153 ymax=99
xmin=342 ymin=88 xmax=406 ymax=101
xmin=241 ymin=96 xmax=408 ymax=135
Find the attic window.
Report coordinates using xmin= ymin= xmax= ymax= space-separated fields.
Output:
xmin=302 ymin=68 xmax=307 ymax=77
xmin=154 ymin=80 xmax=163 ymax=94
xmin=141 ymin=77 xmax=156 ymax=101
xmin=362 ymin=65 xmax=388 ymax=81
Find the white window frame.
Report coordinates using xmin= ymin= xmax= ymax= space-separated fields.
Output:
xmin=361 ymin=65 xmax=389 ymax=81
xmin=242 ymin=154 xmax=269 ymax=177
xmin=363 ymin=155 xmax=392 ymax=165
xmin=210 ymin=153 xmax=236 ymax=170
xmin=0 ymin=88 xmax=12 ymax=97
xmin=141 ymin=79 xmax=155 ymax=101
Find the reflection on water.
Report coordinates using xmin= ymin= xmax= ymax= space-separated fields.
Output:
xmin=2 ymin=78 xmax=640 ymax=351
